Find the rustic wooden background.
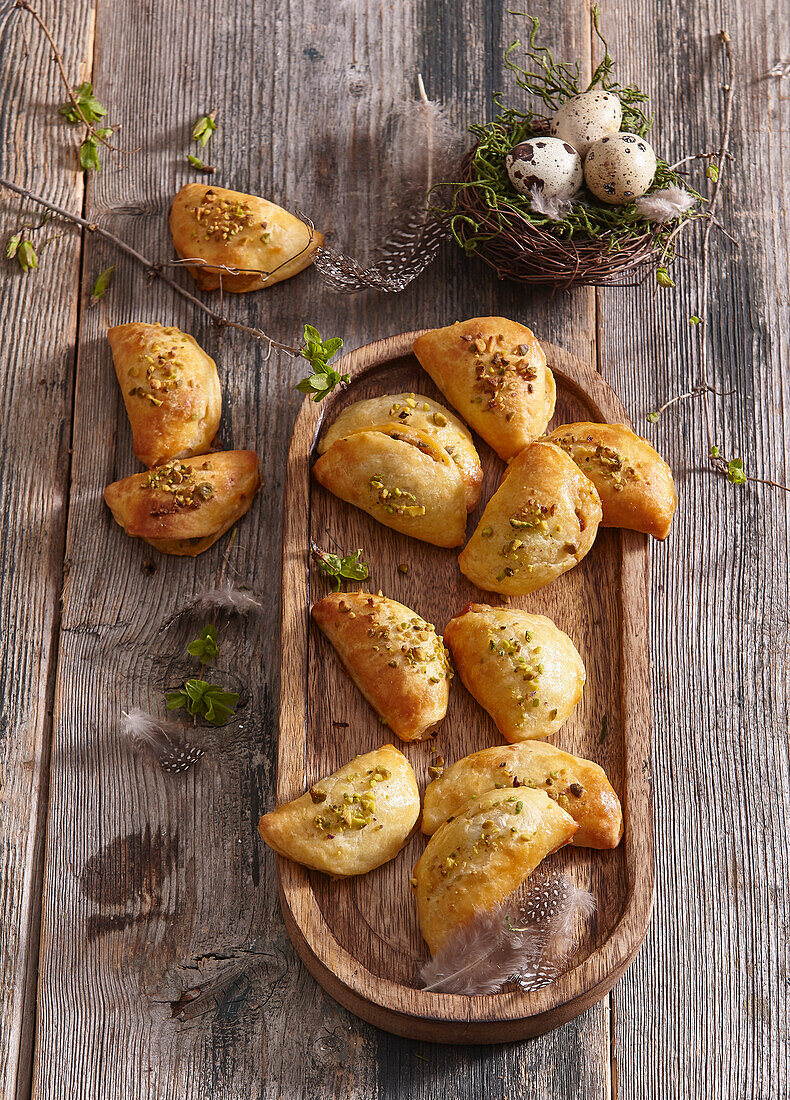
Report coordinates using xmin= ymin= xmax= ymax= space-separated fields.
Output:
xmin=0 ymin=0 xmax=787 ymax=1096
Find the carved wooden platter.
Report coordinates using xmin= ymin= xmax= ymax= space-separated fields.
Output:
xmin=277 ymin=331 xmax=653 ymax=1042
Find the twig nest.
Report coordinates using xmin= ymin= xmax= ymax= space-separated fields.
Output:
xmin=583 ymin=134 xmax=657 ymax=204
xmin=505 ymin=138 xmax=582 ymax=199
xmin=549 ymin=91 xmax=622 ymax=156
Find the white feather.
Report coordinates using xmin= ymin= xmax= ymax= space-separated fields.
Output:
xmin=121 ymin=709 xmax=204 ymax=774
xmin=528 ymin=185 xmax=577 ymax=221
xmin=181 ymin=584 xmax=262 ymax=615
xmin=418 ymin=870 xmax=595 ymax=996
xmin=635 ymin=185 xmax=696 ymax=223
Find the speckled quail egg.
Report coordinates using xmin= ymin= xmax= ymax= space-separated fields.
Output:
xmin=505 ymin=138 xmax=583 ymax=199
xmin=550 ymin=91 xmax=623 ymax=156
xmin=583 ymin=133 xmax=657 ymax=205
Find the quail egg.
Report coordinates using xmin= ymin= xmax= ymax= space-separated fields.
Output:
xmin=505 ymin=138 xmax=583 ymax=199
xmin=583 ymin=133 xmax=657 ymax=205
xmin=550 ymin=91 xmax=622 ymax=156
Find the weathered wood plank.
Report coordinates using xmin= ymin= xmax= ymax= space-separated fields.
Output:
xmin=595 ymin=1 xmax=790 ymax=1096
xmin=0 ymin=1 xmax=93 ymax=1097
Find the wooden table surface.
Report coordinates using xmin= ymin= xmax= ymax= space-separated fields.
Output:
xmin=1 ymin=0 xmax=787 ymax=1096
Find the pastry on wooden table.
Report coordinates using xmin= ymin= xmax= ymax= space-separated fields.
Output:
xmin=422 ymin=741 xmax=622 ymax=849
xmin=107 ymin=322 xmax=221 ymax=468
xmin=413 ymin=787 xmax=577 ymax=953
xmin=169 ymin=183 xmax=323 ymax=292
xmin=104 ymin=451 xmax=260 ymax=556
xmin=312 ymin=592 xmax=453 ymax=742
xmin=412 ymin=317 xmax=555 ymax=461
xmin=544 ymin=422 xmax=677 ymax=539
xmin=258 ymin=745 xmax=420 ymax=877
xmin=458 ymin=441 xmax=602 ymax=595
xmin=443 ymin=604 xmax=585 ymax=742
xmin=312 ymin=424 xmax=467 ymax=547
xmin=319 ymin=392 xmax=483 ymax=511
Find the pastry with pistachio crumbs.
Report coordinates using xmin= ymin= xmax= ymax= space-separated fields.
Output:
xmin=443 ymin=604 xmax=585 ymax=743
xmin=459 ymin=441 xmax=602 ymax=595
xmin=544 ymin=422 xmax=677 ymax=540
xmin=104 ymin=451 xmax=260 ymax=556
xmin=108 ymin=322 xmax=221 ymax=468
xmin=422 ymin=742 xmax=622 ymax=849
xmin=258 ymin=745 xmax=420 ymax=877
xmin=169 ymin=183 xmax=323 ymax=293
xmin=319 ymin=392 xmax=483 ymax=511
xmin=312 ymin=424 xmax=467 ymax=547
xmin=312 ymin=592 xmax=453 ymax=742
xmin=413 ymin=787 xmax=577 ymax=953
xmin=412 ymin=317 xmax=555 ymax=462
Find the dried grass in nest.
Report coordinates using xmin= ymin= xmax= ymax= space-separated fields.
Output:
xmin=452 ymin=145 xmax=666 ymax=290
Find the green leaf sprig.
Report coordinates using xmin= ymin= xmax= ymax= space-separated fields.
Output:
xmin=188 ymin=111 xmax=218 ymax=172
xmin=295 ymin=325 xmax=347 ymax=402
xmin=59 ymin=82 xmax=115 ymax=172
xmin=5 ymin=212 xmax=60 ymax=274
xmin=90 ymin=265 xmax=115 ymax=305
xmin=187 ymin=624 xmax=220 ymax=663
xmin=710 ymin=445 xmax=746 ymax=485
xmin=166 ymin=680 xmax=238 ymax=726
xmin=311 ymin=543 xmax=369 ymax=591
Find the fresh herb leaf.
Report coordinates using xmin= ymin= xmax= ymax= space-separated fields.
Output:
xmin=655 ymin=266 xmax=675 ymax=288
xmin=59 ymin=82 xmax=108 ymax=126
xmin=186 ymin=154 xmax=215 ymax=173
xmin=311 ymin=543 xmax=369 ymax=591
xmin=295 ymin=325 xmax=347 ymax=402
xmin=192 ymin=112 xmax=218 ymax=147
xmin=79 ymin=135 xmax=101 ymax=172
xmin=726 ymin=457 xmax=746 ymax=485
xmin=706 ymin=164 xmax=720 ymax=182
xmin=16 ymin=240 xmax=38 ymax=273
xmin=90 ymin=264 xmax=115 ymax=304
xmin=187 ymin=624 xmax=220 ymax=663
xmin=166 ymin=678 xmax=238 ymax=726
xmin=689 ymin=315 xmax=701 ymax=325
xmin=646 ymin=411 xmax=659 ymax=423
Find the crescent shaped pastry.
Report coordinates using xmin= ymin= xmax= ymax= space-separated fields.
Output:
xmin=319 ymin=392 xmax=483 ymax=511
xmin=312 ymin=592 xmax=453 ymax=742
xmin=312 ymin=426 xmax=467 ymax=547
xmin=412 ymin=317 xmax=555 ymax=461
xmin=258 ymin=745 xmax=420 ymax=877
xmin=422 ymin=742 xmax=622 ymax=850
xmin=104 ymin=451 xmax=260 ymax=556
xmin=108 ymin=322 xmax=222 ymax=469
xmin=443 ymin=604 xmax=585 ymax=742
xmin=169 ymin=183 xmax=323 ymax=293
xmin=544 ymin=422 xmax=678 ymax=540
xmin=413 ymin=787 xmax=577 ymax=953
xmin=458 ymin=441 xmax=602 ymax=595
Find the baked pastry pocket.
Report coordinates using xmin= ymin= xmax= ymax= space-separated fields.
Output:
xmin=108 ymin=322 xmax=221 ymax=468
xmin=413 ymin=316 xmax=555 ymax=461
xmin=312 ymin=592 xmax=453 ymax=742
xmin=458 ymin=441 xmax=602 ymax=595
xmin=258 ymin=745 xmax=420 ymax=877
xmin=422 ymin=741 xmax=622 ymax=849
xmin=104 ymin=451 xmax=260 ymax=556
xmin=444 ymin=604 xmax=585 ymax=742
xmin=545 ymin=421 xmax=677 ymax=539
xmin=320 ymin=392 xmax=483 ymax=511
xmin=413 ymin=787 xmax=577 ymax=954
xmin=169 ymin=183 xmax=323 ymax=292
xmin=313 ymin=425 xmax=468 ymax=547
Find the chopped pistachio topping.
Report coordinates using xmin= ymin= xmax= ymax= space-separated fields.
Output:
xmin=461 ymin=330 xmax=540 ymax=410
xmin=369 ymin=474 xmax=426 ymax=517
xmin=144 ymin=460 xmax=214 ymax=510
xmin=193 ymin=188 xmax=263 ymax=243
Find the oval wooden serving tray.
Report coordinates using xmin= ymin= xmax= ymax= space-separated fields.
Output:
xmin=277 ymin=331 xmax=653 ymax=1043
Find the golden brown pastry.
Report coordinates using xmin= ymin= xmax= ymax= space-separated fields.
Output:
xmin=412 ymin=317 xmax=555 ymax=461
xmin=258 ymin=745 xmax=419 ymax=877
xmin=312 ymin=592 xmax=453 ymax=742
xmin=169 ymin=183 xmax=323 ymax=292
xmin=422 ymin=742 xmax=622 ymax=849
xmin=458 ymin=441 xmax=602 ymax=595
xmin=107 ymin=322 xmax=221 ymax=468
xmin=319 ymin=392 xmax=483 ymax=511
xmin=544 ymin=422 xmax=677 ymax=540
xmin=413 ymin=787 xmax=577 ymax=953
xmin=444 ymin=604 xmax=585 ymax=742
xmin=104 ymin=451 xmax=260 ymax=556
xmin=312 ymin=425 xmax=467 ymax=547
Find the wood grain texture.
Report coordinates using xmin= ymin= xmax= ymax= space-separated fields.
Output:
xmin=0 ymin=1 xmax=93 ymax=1096
xmin=278 ymin=333 xmax=652 ymax=1041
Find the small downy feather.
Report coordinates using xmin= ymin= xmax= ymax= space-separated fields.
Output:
xmin=528 ymin=185 xmax=577 ymax=221
xmin=313 ymin=74 xmax=464 ymax=293
xmin=418 ymin=869 xmax=595 ymax=996
xmin=121 ymin=709 xmax=204 ymax=774
xmin=635 ymin=185 xmax=696 ymax=223
xmin=160 ymin=583 xmax=262 ymax=630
